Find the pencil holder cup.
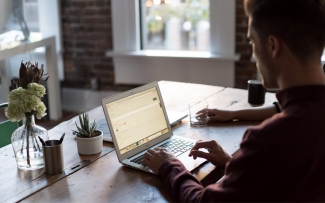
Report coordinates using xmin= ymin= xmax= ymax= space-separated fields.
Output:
xmin=43 ymin=140 xmax=64 ymax=175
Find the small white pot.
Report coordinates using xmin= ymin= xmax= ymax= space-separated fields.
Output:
xmin=76 ymin=131 xmax=103 ymax=155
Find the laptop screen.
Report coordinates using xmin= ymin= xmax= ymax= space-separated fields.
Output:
xmin=104 ymin=87 xmax=169 ymax=154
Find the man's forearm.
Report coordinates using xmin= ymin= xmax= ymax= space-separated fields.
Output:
xmin=233 ymin=105 xmax=278 ymax=121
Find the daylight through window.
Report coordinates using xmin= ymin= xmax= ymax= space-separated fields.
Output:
xmin=141 ymin=0 xmax=210 ymax=51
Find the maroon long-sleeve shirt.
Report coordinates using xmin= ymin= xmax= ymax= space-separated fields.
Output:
xmin=159 ymin=85 xmax=325 ymax=202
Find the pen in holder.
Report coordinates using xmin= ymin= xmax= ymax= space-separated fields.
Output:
xmin=42 ymin=135 xmax=64 ymax=175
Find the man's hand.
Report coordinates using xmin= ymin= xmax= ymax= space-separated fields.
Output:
xmin=206 ymin=109 xmax=235 ymax=122
xmin=189 ymin=140 xmax=231 ymax=168
xmin=142 ymin=147 xmax=176 ymax=174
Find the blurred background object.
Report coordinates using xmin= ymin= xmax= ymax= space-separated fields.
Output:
xmin=141 ymin=0 xmax=210 ymax=51
xmin=0 ymin=0 xmax=30 ymax=41
xmin=0 ymin=0 xmax=12 ymax=34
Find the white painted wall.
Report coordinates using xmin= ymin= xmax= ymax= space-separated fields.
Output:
xmin=114 ymin=57 xmax=235 ymax=87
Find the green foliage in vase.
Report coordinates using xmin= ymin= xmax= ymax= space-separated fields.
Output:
xmin=72 ymin=112 xmax=97 ymax=138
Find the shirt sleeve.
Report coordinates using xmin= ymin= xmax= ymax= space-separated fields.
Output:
xmin=158 ymin=128 xmax=279 ymax=202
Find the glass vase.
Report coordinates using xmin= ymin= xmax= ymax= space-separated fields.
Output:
xmin=11 ymin=115 xmax=49 ymax=170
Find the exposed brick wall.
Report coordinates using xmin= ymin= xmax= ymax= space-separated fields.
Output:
xmin=60 ymin=0 xmax=255 ymax=90
xmin=235 ymin=0 xmax=257 ymax=89
xmin=60 ymin=0 xmax=133 ymax=91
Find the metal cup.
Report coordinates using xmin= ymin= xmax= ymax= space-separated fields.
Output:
xmin=43 ymin=140 xmax=64 ymax=175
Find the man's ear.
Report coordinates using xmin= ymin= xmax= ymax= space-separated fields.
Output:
xmin=267 ymin=36 xmax=281 ymax=58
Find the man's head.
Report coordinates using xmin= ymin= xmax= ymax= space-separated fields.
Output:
xmin=244 ymin=0 xmax=325 ymax=89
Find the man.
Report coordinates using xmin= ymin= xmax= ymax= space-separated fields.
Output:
xmin=143 ymin=0 xmax=325 ymax=202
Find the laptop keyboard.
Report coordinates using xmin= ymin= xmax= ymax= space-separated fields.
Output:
xmin=130 ymin=138 xmax=195 ymax=165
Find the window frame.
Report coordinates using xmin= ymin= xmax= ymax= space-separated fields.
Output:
xmin=108 ymin=0 xmax=240 ymax=87
xmin=110 ymin=0 xmax=236 ymax=55
xmin=139 ymin=0 xmax=211 ymax=51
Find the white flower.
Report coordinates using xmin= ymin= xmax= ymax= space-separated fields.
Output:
xmin=27 ymin=83 xmax=46 ymax=97
xmin=6 ymin=85 xmax=47 ymax=122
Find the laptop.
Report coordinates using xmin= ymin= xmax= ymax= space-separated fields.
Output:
xmin=167 ymin=110 xmax=188 ymax=126
xmin=101 ymin=81 xmax=207 ymax=174
xmin=98 ymin=110 xmax=188 ymax=142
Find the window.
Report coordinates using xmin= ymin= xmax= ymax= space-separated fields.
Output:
xmin=109 ymin=0 xmax=239 ymax=87
xmin=140 ymin=0 xmax=210 ymax=51
xmin=111 ymin=0 xmax=236 ymax=55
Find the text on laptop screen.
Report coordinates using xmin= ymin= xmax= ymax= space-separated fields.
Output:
xmin=105 ymin=87 xmax=169 ymax=154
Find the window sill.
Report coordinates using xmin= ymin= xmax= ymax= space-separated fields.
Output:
xmin=106 ymin=50 xmax=240 ymax=62
xmin=106 ymin=50 xmax=239 ymax=87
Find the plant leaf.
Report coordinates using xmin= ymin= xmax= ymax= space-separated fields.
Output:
xmin=19 ymin=62 xmax=28 ymax=89
xmin=73 ymin=112 xmax=97 ymax=138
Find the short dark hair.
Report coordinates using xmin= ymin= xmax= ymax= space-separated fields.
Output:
xmin=244 ymin=0 xmax=325 ymax=62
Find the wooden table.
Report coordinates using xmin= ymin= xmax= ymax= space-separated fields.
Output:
xmin=0 ymin=81 xmax=276 ymax=203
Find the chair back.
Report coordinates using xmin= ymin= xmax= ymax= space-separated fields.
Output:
xmin=0 ymin=103 xmax=20 ymax=148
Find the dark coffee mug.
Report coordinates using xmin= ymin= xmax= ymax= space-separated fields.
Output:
xmin=247 ymin=80 xmax=266 ymax=105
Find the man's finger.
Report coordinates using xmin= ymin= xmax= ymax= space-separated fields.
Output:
xmin=189 ymin=150 xmax=211 ymax=160
xmin=144 ymin=151 xmax=154 ymax=160
xmin=191 ymin=140 xmax=217 ymax=152
xmin=142 ymin=158 xmax=149 ymax=166
xmin=197 ymin=108 xmax=210 ymax=115
xmin=147 ymin=148 xmax=157 ymax=154
xmin=197 ymin=109 xmax=205 ymax=114
xmin=153 ymin=147 xmax=165 ymax=151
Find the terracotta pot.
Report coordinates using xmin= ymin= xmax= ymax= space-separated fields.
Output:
xmin=76 ymin=130 xmax=103 ymax=155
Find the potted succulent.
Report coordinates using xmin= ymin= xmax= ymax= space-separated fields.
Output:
xmin=72 ymin=112 xmax=103 ymax=155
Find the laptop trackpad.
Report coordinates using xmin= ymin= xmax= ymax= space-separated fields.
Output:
xmin=178 ymin=151 xmax=207 ymax=172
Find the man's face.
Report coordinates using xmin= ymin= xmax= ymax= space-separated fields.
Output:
xmin=247 ymin=18 xmax=278 ymax=89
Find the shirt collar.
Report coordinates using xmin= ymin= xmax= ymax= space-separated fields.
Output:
xmin=276 ymin=85 xmax=325 ymax=109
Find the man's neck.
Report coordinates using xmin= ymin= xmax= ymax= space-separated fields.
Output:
xmin=278 ymin=62 xmax=325 ymax=89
